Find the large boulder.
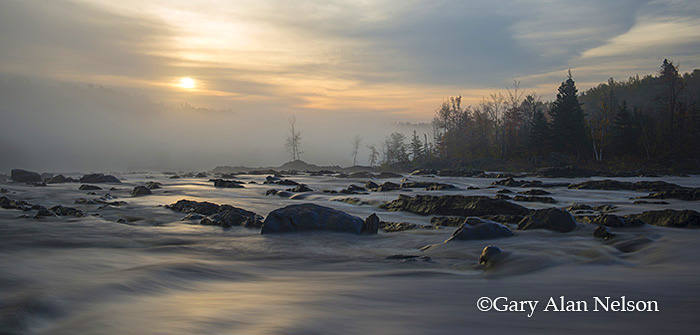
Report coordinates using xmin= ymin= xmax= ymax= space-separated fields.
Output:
xmin=517 ymin=208 xmax=577 ymax=233
xmin=627 ymin=210 xmax=700 ymax=228
xmin=80 ymin=173 xmax=121 ymax=183
xmin=384 ymin=194 xmax=529 ymax=217
xmin=11 ymin=169 xmax=42 ymax=183
xmin=261 ymin=203 xmax=372 ymax=234
xmin=131 ymin=186 xmax=152 ymax=197
xmin=446 ymin=218 xmax=513 ymax=241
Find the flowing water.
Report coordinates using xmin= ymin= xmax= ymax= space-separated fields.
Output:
xmin=1 ymin=173 xmax=700 ymax=334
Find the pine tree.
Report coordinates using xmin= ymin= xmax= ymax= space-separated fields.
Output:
xmin=529 ymin=109 xmax=550 ymax=156
xmin=410 ymin=130 xmax=423 ymax=161
xmin=611 ymin=100 xmax=637 ymax=156
xmin=549 ymin=70 xmax=587 ymax=157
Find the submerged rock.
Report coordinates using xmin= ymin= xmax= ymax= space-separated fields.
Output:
xmin=80 ymin=173 xmax=121 ymax=183
xmin=384 ymin=194 xmax=529 ymax=217
xmin=131 ymin=186 xmax=152 ymax=197
xmin=517 ymin=208 xmax=577 ymax=233
xmin=479 ymin=245 xmax=503 ymax=265
xmin=627 ymin=209 xmax=700 ymax=228
xmin=261 ymin=203 xmax=372 ymax=234
xmin=593 ymin=225 xmax=615 ymax=240
xmin=446 ymin=218 xmax=513 ymax=241
xmin=11 ymin=169 xmax=42 ymax=183
xmin=50 ymin=205 xmax=85 ymax=217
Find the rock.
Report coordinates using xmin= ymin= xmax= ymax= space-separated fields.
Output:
xmin=79 ymin=184 xmax=102 ymax=191
xmin=430 ymin=216 xmax=466 ymax=227
xmin=166 ymin=199 xmax=222 ymax=216
xmin=639 ymin=189 xmax=700 ymax=201
xmin=80 ymin=173 xmax=121 ymax=183
xmin=131 ymin=186 xmax=152 ymax=197
xmin=411 ymin=169 xmax=437 ymax=175
xmin=590 ymin=214 xmax=644 ymax=228
xmin=181 ymin=213 xmax=205 ymax=221
xmin=370 ymin=182 xmax=401 ymax=192
xmin=481 ymin=214 xmax=524 ymax=224
xmin=513 ymin=195 xmax=557 ymax=204
xmin=0 ymin=196 xmax=33 ymax=211
xmin=46 ymin=174 xmax=77 ymax=184
xmin=425 ymin=183 xmax=457 ymax=191
xmin=518 ymin=189 xmax=551 ymax=195
xmin=330 ymin=197 xmax=375 ymax=206
xmin=195 ymin=172 xmax=208 ymax=178
xmin=594 ymin=225 xmax=615 ymax=240
xmin=74 ymin=198 xmax=98 ymax=205
xmin=568 ymin=179 xmax=687 ymax=192
xmin=362 ymin=213 xmax=380 ymax=234
xmin=377 ymin=171 xmax=402 ymax=178
xmin=287 ymin=184 xmax=313 ymax=192
xmin=261 ymin=203 xmax=367 ymax=234
xmin=365 ymin=181 xmax=379 ymax=190
xmin=627 ymin=210 xmax=700 ymax=228
xmin=34 ymin=206 xmax=54 ymax=218
xmin=212 ymin=179 xmax=244 ymax=188
xmin=379 ymin=221 xmax=420 ymax=232
xmin=479 ymin=245 xmax=503 ymax=265
xmin=146 ymin=181 xmax=162 ymax=189
xmin=200 ymin=207 xmax=263 ymax=228
xmin=533 ymin=166 xmax=597 ymax=178
xmin=437 ymin=168 xmax=483 ymax=177
xmin=11 ymin=169 xmax=42 ymax=183
xmin=116 ymin=218 xmax=128 ymax=224
xmin=495 ymin=194 xmax=512 ymax=200
xmin=50 ymin=205 xmax=85 ymax=217
xmin=565 ymin=203 xmax=593 ymax=211
xmin=517 ymin=208 xmax=577 ymax=233
xmin=30 ymin=182 xmax=47 ymax=187
xmin=633 ymin=200 xmax=670 ymax=205
xmin=496 ymin=189 xmax=513 ymax=194
xmin=169 ymin=175 xmax=181 ymax=179
xmin=384 ymin=194 xmax=529 ymax=217
xmin=446 ymin=218 xmax=513 ymax=241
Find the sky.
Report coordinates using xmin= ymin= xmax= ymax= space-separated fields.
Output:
xmin=1 ymin=0 xmax=699 ymax=171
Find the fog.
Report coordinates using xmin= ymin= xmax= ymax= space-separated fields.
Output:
xmin=0 ymin=76 xmax=430 ymax=172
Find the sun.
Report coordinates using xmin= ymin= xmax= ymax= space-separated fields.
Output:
xmin=179 ymin=77 xmax=196 ymax=89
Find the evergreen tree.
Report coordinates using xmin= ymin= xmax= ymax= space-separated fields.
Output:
xmin=410 ymin=130 xmax=424 ymax=161
xmin=611 ymin=100 xmax=638 ymax=156
xmin=529 ymin=108 xmax=550 ymax=156
xmin=549 ymin=70 xmax=587 ymax=157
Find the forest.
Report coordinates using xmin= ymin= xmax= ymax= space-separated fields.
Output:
xmin=374 ymin=60 xmax=700 ymax=172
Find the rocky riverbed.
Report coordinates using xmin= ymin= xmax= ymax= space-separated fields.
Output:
xmin=1 ymin=169 xmax=700 ymax=334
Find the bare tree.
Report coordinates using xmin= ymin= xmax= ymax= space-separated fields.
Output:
xmin=285 ymin=116 xmax=302 ymax=161
xmin=350 ymin=135 xmax=362 ymax=166
xmin=367 ymin=145 xmax=379 ymax=167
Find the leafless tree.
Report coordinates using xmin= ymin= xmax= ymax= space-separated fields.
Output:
xmin=285 ymin=116 xmax=302 ymax=161
xmin=351 ymin=135 xmax=362 ymax=166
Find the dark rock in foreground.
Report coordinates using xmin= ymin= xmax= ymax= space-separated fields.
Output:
xmin=11 ymin=169 xmax=42 ymax=183
xmin=627 ymin=209 xmax=700 ymax=228
xmin=166 ymin=199 xmax=263 ymax=228
xmin=384 ymin=194 xmax=529 ymax=217
xmin=517 ymin=208 xmax=577 ymax=232
xmin=446 ymin=218 xmax=513 ymax=241
xmin=131 ymin=186 xmax=152 ymax=197
xmin=80 ymin=173 xmax=121 ymax=184
xmin=362 ymin=213 xmax=380 ymax=234
xmin=0 ymin=196 xmax=33 ymax=211
xmin=261 ymin=203 xmax=374 ymax=234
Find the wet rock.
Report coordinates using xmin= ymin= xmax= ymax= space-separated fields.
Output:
xmin=166 ymin=199 xmax=221 ymax=216
xmin=212 ymin=179 xmax=245 ymax=188
xmin=627 ymin=209 xmax=700 ymax=228
xmin=339 ymin=184 xmax=367 ymax=194
xmin=79 ymin=173 xmax=121 ymax=183
xmin=425 ymin=183 xmax=457 ymax=191
xmin=146 ymin=181 xmax=162 ymax=189
xmin=518 ymin=189 xmax=551 ymax=195
xmin=446 ymin=218 xmax=513 ymax=241
xmin=533 ymin=166 xmax=597 ymax=178
xmin=379 ymin=221 xmax=420 ymax=232
xmin=590 ymin=214 xmax=644 ymax=228
xmin=370 ymin=181 xmax=401 ymax=192
xmin=131 ymin=186 xmax=152 ymax=197
xmin=430 ymin=216 xmax=466 ymax=227
xmin=517 ymin=208 xmax=577 ymax=233
xmin=568 ymin=179 xmax=687 ymax=192
xmin=200 ymin=207 xmax=263 ymax=228
xmin=495 ymin=194 xmax=512 ymax=200
xmin=513 ymin=195 xmax=557 ymax=204
xmin=261 ymin=203 xmax=367 ymax=234
xmin=29 ymin=182 xmax=47 ymax=187
xmin=79 ymin=184 xmax=102 ymax=191
xmin=195 ymin=172 xmax=208 ymax=178
xmin=633 ymin=200 xmax=670 ymax=205
xmin=385 ymin=194 xmax=529 ymax=217
xmin=286 ymin=184 xmax=313 ymax=192
xmin=365 ymin=180 xmax=379 ymax=190
xmin=11 ymin=169 xmax=42 ymax=183
xmin=182 ymin=213 xmax=204 ymax=221
xmin=496 ymin=189 xmax=513 ymax=194
xmin=594 ymin=225 xmax=615 ymax=240
xmin=330 ymin=197 xmax=375 ymax=206
xmin=46 ymin=174 xmax=77 ymax=184
xmin=411 ymin=169 xmax=437 ymax=175
xmin=362 ymin=213 xmax=380 ymax=234
xmin=593 ymin=204 xmax=617 ymax=212
xmin=169 ymin=175 xmax=181 ymax=179
xmin=50 ymin=205 xmax=84 ymax=217
xmin=34 ymin=206 xmax=54 ymax=218
xmin=437 ymin=168 xmax=483 ymax=177
xmin=479 ymin=245 xmax=503 ymax=265
xmin=639 ymin=189 xmax=700 ymax=201
xmin=566 ymin=203 xmax=593 ymax=211
xmin=74 ymin=198 xmax=98 ymax=205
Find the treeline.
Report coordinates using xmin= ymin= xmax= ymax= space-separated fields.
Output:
xmin=376 ymin=60 xmax=700 ymax=171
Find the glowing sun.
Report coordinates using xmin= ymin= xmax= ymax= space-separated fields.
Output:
xmin=179 ymin=77 xmax=196 ymax=89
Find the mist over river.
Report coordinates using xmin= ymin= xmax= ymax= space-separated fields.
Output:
xmin=2 ymin=172 xmax=700 ymax=334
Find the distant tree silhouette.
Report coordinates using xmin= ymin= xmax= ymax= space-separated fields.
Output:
xmin=285 ymin=116 xmax=302 ymax=161
xmin=351 ymin=135 xmax=362 ymax=166
xmin=549 ymin=70 xmax=587 ymax=158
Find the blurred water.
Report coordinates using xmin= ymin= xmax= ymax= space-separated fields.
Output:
xmin=1 ymin=173 xmax=700 ymax=334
